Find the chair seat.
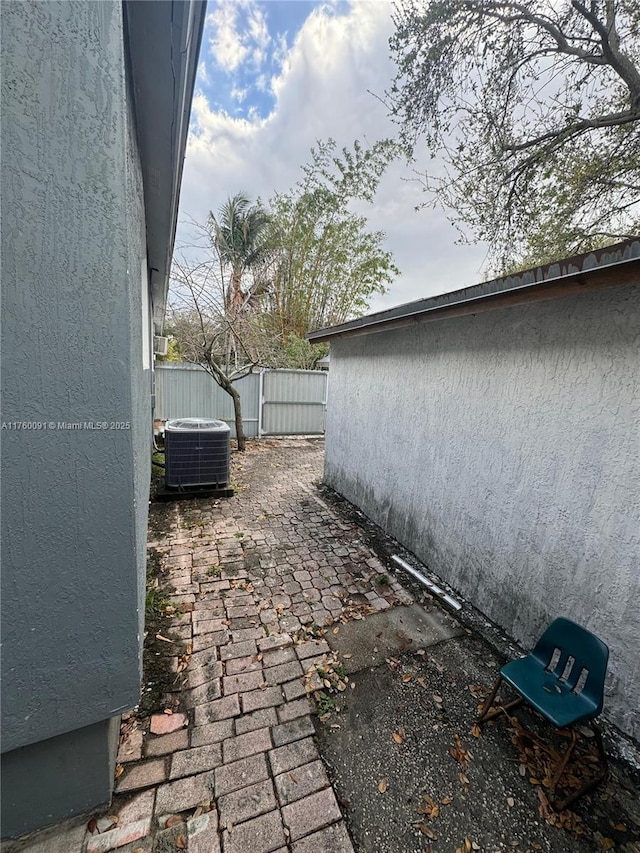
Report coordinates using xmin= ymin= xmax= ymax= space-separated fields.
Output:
xmin=501 ymin=657 xmax=599 ymax=729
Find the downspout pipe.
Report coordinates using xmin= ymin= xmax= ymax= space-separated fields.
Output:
xmin=391 ymin=555 xmax=462 ymax=611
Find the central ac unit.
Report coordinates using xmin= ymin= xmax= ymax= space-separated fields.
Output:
xmin=154 ymin=335 xmax=169 ymax=356
xmin=164 ymin=418 xmax=231 ymax=487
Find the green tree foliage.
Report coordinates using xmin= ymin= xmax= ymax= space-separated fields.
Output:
xmin=209 ymin=193 xmax=269 ymax=316
xmin=387 ymin=0 xmax=640 ymax=267
xmin=169 ymin=139 xmax=400 ymax=429
xmin=260 ymin=139 xmax=400 ymax=342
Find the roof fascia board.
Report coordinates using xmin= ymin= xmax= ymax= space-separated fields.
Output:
xmin=308 ymin=255 xmax=639 ymax=343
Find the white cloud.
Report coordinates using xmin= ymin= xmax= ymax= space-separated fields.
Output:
xmin=207 ymin=0 xmax=271 ymax=73
xmin=248 ymin=5 xmax=269 ymax=46
xmin=230 ymin=86 xmax=248 ymax=103
xmin=179 ymin=0 xmax=489 ymax=312
xmin=207 ymin=3 xmax=247 ymax=72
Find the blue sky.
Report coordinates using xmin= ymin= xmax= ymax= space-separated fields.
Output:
xmin=196 ymin=2 xmax=347 ymax=121
xmin=177 ymin=0 xmax=489 ymax=311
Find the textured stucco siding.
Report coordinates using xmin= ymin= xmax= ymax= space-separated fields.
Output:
xmin=325 ymin=285 xmax=640 ymax=740
xmin=1 ymin=0 xmax=149 ymax=774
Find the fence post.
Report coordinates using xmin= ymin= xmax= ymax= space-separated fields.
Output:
xmin=257 ymin=369 xmax=264 ymax=437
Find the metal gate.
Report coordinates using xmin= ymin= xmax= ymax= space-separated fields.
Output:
xmin=156 ymin=364 xmax=329 ymax=437
xmin=259 ymin=369 xmax=328 ymax=436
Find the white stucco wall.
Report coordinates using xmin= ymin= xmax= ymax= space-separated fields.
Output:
xmin=324 ymin=284 xmax=640 ymax=740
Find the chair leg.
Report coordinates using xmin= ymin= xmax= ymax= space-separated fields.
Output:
xmin=550 ymin=729 xmax=578 ymax=793
xmin=477 ymin=676 xmax=502 ymax=724
xmin=549 ymin=723 xmax=608 ymax=811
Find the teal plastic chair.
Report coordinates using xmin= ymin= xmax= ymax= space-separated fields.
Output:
xmin=478 ymin=617 xmax=609 ymax=810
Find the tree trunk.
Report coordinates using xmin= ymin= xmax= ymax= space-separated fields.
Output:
xmin=229 ymin=383 xmax=246 ymax=452
xmin=205 ymin=358 xmax=246 ymax=452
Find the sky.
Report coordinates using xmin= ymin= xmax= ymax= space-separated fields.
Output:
xmin=177 ymin=0 xmax=491 ymax=314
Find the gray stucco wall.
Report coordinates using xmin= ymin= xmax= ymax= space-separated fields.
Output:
xmin=1 ymin=0 xmax=150 ymax=834
xmin=324 ymin=284 xmax=640 ymax=740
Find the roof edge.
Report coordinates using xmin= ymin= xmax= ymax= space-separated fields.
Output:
xmin=124 ymin=0 xmax=207 ymax=333
xmin=307 ymin=238 xmax=640 ymax=343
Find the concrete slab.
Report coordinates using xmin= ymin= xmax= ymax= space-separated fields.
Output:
xmin=0 ymin=816 xmax=88 ymax=853
xmin=326 ymin=604 xmax=463 ymax=674
xmin=315 ymin=632 xmax=640 ymax=853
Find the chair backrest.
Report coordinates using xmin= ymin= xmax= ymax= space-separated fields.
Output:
xmin=530 ymin=617 xmax=609 ymax=713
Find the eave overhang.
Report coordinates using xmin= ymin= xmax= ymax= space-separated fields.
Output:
xmin=307 ymin=239 xmax=640 ymax=344
xmin=124 ymin=0 xmax=207 ymax=333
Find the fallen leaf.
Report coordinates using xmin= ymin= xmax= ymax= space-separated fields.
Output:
xmin=433 ymin=694 xmax=443 ymax=704
xmin=507 ymin=797 xmax=515 ymax=807
xmin=600 ymin=840 xmax=616 ymax=851
xmin=114 ymin=764 xmax=124 ymax=779
xmin=416 ymin=676 xmax=427 ymax=688
xmin=402 ymin=674 xmax=413 ymax=683
xmin=175 ymin=834 xmax=187 ymax=849
xmin=417 ymin=795 xmax=440 ymax=820
xmin=163 ymin=708 xmax=173 ymax=715
xmin=378 ymin=778 xmax=388 ymax=793
xmin=440 ymin=796 xmax=452 ymax=805
xmin=343 ymin=653 xmax=352 ymax=659
xmin=332 ymin=626 xmax=340 ymax=634
xmin=392 ymin=728 xmax=406 ymax=745
xmin=471 ymin=724 xmax=481 ymax=738
xmin=165 ymin=815 xmax=183 ymax=828
xmin=412 ymin=823 xmax=438 ymax=839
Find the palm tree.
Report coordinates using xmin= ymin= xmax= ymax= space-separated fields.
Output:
xmin=209 ymin=193 xmax=269 ymax=317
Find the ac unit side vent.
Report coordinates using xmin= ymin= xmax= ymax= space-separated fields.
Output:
xmin=154 ymin=335 xmax=169 ymax=356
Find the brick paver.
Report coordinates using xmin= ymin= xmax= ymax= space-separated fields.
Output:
xmin=215 ymin=753 xmax=271 ymax=797
xmin=155 ymin=771 xmax=215 ymax=815
xmin=217 ymin=778 xmax=277 ymax=826
xmin=268 ymin=737 xmax=319 ymax=776
xmin=13 ymin=440 xmax=412 ymax=852
xmin=221 ymin=809 xmax=286 ymax=853
xmin=274 ymin=759 xmax=330 ymax=805
xmin=281 ymin=787 xmax=343 ymax=841
xmin=291 ymin=820 xmax=356 ymax=853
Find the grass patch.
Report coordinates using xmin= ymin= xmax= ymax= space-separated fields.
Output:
xmin=316 ymin=691 xmax=336 ymax=717
xmin=374 ymin=574 xmax=390 ymax=587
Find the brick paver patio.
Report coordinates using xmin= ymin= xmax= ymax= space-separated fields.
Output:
xmin=6 ymin=437 xmax=640 ymax=853
xmin=55 ymin=437 xmax=413 ymax=853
